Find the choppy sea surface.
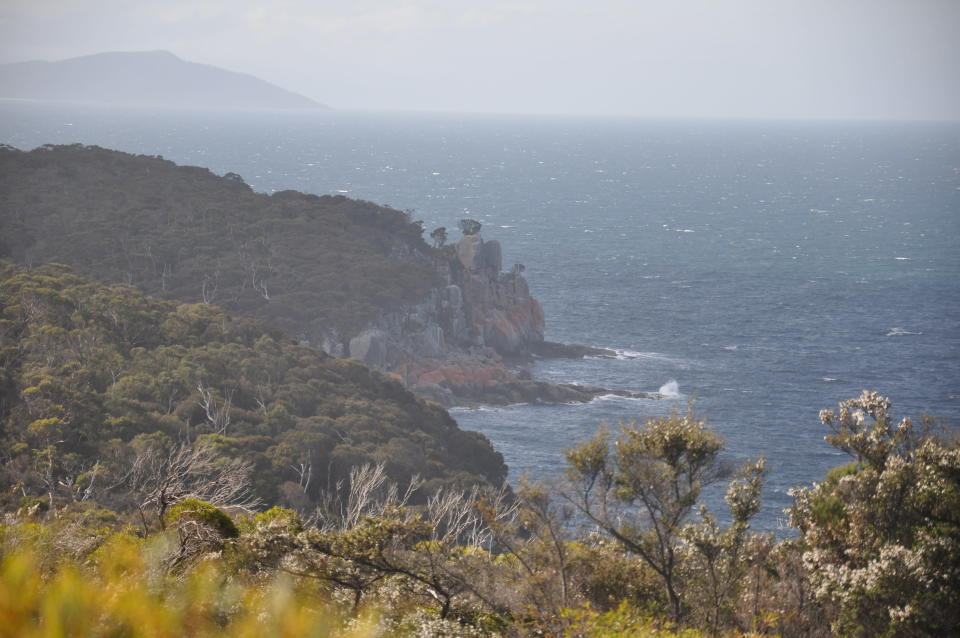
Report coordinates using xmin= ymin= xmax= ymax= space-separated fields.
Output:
xmin=3 ymin=102 xmax=958 ymax=531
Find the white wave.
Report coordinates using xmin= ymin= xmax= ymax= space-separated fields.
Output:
xmin=822 ymin=377 xmax=838 ymax=382
xmin=603 ymin=349 xmax=669 ymax=362
xmin=589 ymin=393 xmax=656 ymax=404
xmin=723 ymin=345 xmax=738 ymax=351
xmin=886 ymin=327 xmax=923 ymax=337
xmin=894 ymin=257 xmax=911 ymax=261
xmin=450 ymin=405 xmax=505 ymax=413
xmin=659 ymin=379 xmax=680 ymax=396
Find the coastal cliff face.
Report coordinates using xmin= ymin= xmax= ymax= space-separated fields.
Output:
xmin=340 ymin=230 xmax=550 ymax=404
xmin=340 ymin=229 xmax=654 ymax=406
xmin=0 ymin=145 xmax=647 ymax=407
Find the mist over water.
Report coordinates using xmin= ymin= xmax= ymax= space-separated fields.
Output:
xmin=2 ymin=102 xmax=958 ymax=531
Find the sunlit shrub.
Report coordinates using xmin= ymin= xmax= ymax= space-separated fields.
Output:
xmin=0 ymin=534 xmax=378 ymax=638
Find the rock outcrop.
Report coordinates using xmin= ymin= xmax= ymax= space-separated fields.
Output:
xmin=341 ymin=227 xmax=650 ymax=406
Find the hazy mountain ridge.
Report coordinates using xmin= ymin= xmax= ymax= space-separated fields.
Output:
xmin=0 ymin=50 xmax=324 ymax=109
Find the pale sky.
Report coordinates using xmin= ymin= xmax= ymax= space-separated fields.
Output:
xmin=2 ymin=0 xmax=958 ymax=120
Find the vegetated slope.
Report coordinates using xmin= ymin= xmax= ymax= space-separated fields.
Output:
xmin=0 ymin=50 xmax=324 ymax=109
xmin=0 ymin=262 xmax=506 ymax=510
xmin=0 ymin=143 xmax=439 ymax=349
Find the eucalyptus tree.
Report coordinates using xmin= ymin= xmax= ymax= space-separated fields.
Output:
xmin=563 ymin=407 xmax=764 ymax=623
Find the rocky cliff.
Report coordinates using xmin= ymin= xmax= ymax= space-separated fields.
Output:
xmin=0 ymin=145 xmax=653 ymax=407
xmin=342 ymin=227 xmax=655 ymax=406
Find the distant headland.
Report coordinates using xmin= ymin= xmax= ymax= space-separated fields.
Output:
xmin=0 ymin=143 xmax=656 ymax=406
xmin=0 ymin=50 xmax=326 ymax=110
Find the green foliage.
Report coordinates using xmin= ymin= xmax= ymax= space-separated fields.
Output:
xmin=165 ymin=499 xmax=239 ymax=539
xmin=253 ymin=506 xmax=305 ymax=533
xmin=457 ymin=219 xmax=482 ymax=236
xmin=429 ymin=226 xmax=447 ymax=248
xmin=569 ymin=539 xmax=665 ymax=613
xmin=562 ymin=601 xmax=707 ymax=637
xmin=0 ymin=144 xmax=440 ymax=345
xmin=564 ymin=408 xmax=740 ymax=623
xmin=789 ymin=391 xmax=960 ymax=637
xmin=0 ymin=262 xmax=506 ymax=515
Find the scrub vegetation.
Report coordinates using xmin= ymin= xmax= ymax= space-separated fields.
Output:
xmin=3 ymin=380 xmax=956 ymax=636
xmin=0 ymin=262 xmax=506 ymax=517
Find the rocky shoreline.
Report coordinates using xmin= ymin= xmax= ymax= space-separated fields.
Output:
xmin=337 ymin=223 xmax=659 ymax=407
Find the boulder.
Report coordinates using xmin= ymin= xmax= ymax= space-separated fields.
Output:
xmin=348 ymin=329 xmax=387 ymax=367
xmin=530 ymin=341 xmax=617 ymax=358
xmin=319 ymin=333 xmax=346 ymax=357
xmin=456 ymin=234 xmax=483 ymax=271
xmin=484 ymin=309 xmax=524 ymax=356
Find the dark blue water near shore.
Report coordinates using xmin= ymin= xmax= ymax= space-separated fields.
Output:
xmin=3 ymin=103 xmax=958 ymax=530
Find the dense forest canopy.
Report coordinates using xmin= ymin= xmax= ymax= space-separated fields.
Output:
xmin=0 ymin=143 xmax=439 ymax=346
xmin=0 ymin=262 xmax=506 ymax=513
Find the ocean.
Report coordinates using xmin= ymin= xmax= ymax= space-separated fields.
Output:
xmin=2 ymin=102 xmax=958 ymax=531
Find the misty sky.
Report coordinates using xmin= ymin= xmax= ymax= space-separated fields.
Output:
xmin=1 ymin=0 xmax=958 ymax=120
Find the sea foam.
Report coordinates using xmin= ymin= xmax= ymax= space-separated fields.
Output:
xmin=658 ymin=380 xmax=681 ymax=396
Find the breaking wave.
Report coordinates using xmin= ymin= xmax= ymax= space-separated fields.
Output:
xmin=886 ymin=327 xmax=922 ymax=337
xmin=658 ymin=379 xmax=680 ymax=396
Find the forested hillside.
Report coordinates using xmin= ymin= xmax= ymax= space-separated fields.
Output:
xmin=0 ymin=143 xmax=438 ymax=348
xmin=0 ymin=262 xmax=506 ymax=513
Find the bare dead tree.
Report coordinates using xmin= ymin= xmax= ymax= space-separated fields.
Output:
xmin=167 ymin=517 xmax=228 ymax=572
xmin=254 ymin=382 xmax=271 ymax=415
xmin=201 ymin=271 xmax=219 ymax=304
xmin=314 ymin=462 xmax=423 ymax=531
xmin=426 ymin=483 xmax=517 ymax=550
xmin=248 ymin=261 xmax=270 ymax=300
xmin=129 ymin=440 xmax=259 ymax=534
xmin=291 ymin=452 xmax=312 ymax=494
xmin=196 ymin=383 xmax=233 ymax=435
xmin=58 ymin=460 xmax=102 ymax=503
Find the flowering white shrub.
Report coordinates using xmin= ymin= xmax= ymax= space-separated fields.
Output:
xmin=788 ymin=392 xmax=960 ymax=636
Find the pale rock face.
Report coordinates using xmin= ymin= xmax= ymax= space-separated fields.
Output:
xmin=420 ymin=324 xmax=445 ymax=357
xmin=442 ymin=285 xmax=463 ymax=310
xmin=483 ymin=308 xmax=523 ymax=355
xmin=348 ymin=329 xmax=388 ymax=367
xmin=344 ymin=231 xmax=556 ymax=403
xmin=456 ymin=234 xmax=483 ymax=271
xmin=319 ymin=333 xmax=346 ymax=357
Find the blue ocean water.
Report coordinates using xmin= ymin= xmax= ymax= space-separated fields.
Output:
xmin=2 ymin=103 xmax=958 ymax=530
